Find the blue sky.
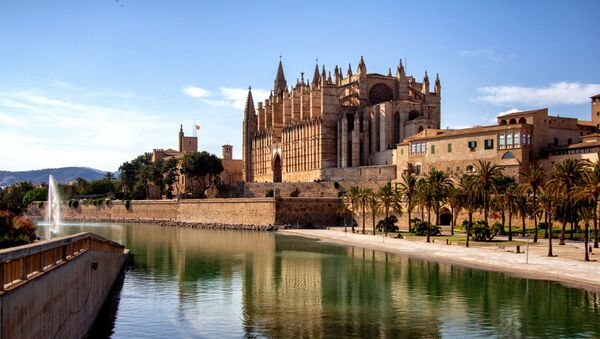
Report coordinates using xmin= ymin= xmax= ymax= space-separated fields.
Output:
xmin=1 ymin=0 xmax=599 ymax=171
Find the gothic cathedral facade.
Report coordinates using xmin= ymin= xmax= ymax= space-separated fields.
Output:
xmin=242 ymin=57 xmax=441 ymax=183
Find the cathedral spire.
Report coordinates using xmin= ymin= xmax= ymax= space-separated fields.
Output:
xmin=396 ymin=59 xmax=405 ymax=78
xmin=243 ymin=86 xmax=256 ymax=121
xmin=434 ymin=73 xmax=441 ymax=95
xmin=347 ymin=63 xmax=353 ymax=78
xmin=422 ymin=71 xmax=430 ymax=94
xmin=273 ymin=59 xmax=287 ymax=98
xmin=358 ymin=56 xmax=367 ymax=74
xmin=312 ymin=59 xmax=321 ymax=86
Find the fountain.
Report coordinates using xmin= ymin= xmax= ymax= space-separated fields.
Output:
xmin=46 ymin=174 xmax=61 ymax=237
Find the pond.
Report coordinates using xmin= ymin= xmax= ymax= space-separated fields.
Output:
xmin=40 ymin=222 xmax=600 ymax=338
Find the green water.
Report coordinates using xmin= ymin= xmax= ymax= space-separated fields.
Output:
xmin=42 ymin=222 xmax=600 ymax=338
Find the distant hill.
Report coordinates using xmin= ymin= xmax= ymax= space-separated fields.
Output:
xmin=0 ymin=167 xmax=115 ymax=187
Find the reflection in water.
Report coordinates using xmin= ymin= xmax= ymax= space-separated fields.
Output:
xmin=41 ymin=223 xmax=600 ymax=338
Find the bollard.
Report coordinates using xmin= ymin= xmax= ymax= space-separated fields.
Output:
xmin=516 ymin=245 xmax=520 ymax=253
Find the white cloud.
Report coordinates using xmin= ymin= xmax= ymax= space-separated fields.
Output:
xmin=0 ymin=87 xmax=172 ymax=171
xmin=498 ymin=108 xmax=520 ymax=116
xmin=183 ymin=86 xmax=212 ymax=98
xmin=476 ymin=82 xmax=600 ymax=106
xmin=184 ymin=85 xmax=270 ymax=110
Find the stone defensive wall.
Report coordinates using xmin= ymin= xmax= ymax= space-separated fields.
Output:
xmin=0 ymin=232 xmax=128 ymax=339
xmin=28 ymin=197 xmax=342 ymax=228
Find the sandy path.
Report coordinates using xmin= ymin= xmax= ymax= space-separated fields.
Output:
xmin=280 ymin=229 xmax=600 ymax=292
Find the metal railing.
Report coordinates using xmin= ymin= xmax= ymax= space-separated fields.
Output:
xmin=0 ymin=232 xmax=125 ymax=292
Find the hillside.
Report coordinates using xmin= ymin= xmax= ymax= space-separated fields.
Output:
xmin=0 ymin=167 xmax=114 ymax=187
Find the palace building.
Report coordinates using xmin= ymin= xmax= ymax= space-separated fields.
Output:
xmin=243 ymin=57 xmax=441 ymax=183
xmin=242 ymin=57 xmax=599 ymax=184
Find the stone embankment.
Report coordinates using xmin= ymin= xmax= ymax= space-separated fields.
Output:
xmin=62 ymin=217 xmax=282 ymax=231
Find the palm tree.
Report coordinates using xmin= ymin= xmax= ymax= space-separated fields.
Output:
xmin=573 ymin=165 xmax=600 ymax=248
xmin=579 ymin=204 xmax=595 ymax=262
xmin=367 ymin=193 xmax=381 ymax=236
xmin=499 ymin=176 xmax=518 ymax=241
xmin=538 ymin=185 xmax=556 ymax=257
xmin=357 ymin=187 xmax=372 ymax=234
xmin=458 ymin=174 xmax=480 ymax=247
xmin=472 ymin=160 xmax=504 ymax=228
xmin=339 ymin=193 xmax=353 ymax=233
xmin=447 ymin=185 xmax=464 ymax=236
xmin=548 ymin=158 xmax=585 ymax=245
xmin=344 ymin=186 xmax=362 ymax=233
xmin=376 ymin=182 xmax=402 ymax=236
xmin=521 ymin=164 xmax=545 ymax=243
xmin=418 ymin=181 xmax=436 ymax=243
xmin=427 ymin=169 xmax=452 ymax=228
xmin=398 ymin=173 xmax=418 ymax=231
xmin=515 ymin=189 xmax=529 ymax=237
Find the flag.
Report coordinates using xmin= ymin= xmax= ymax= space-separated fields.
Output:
xmin=195 ymin=124 xmax=201 ymax=130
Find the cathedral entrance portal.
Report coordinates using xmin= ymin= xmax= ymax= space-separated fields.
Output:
xmin=273 ymin=155 xmax=282 ymax=182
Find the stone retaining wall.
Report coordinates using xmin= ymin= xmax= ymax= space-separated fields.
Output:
xmin=28 ymin=197 xmax=342 ymax=228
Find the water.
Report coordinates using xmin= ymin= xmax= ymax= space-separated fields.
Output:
xmin=40 ymin=222 xmax=600 ymax=338
xmin=45 ymin=174 xmax=61 ymax=237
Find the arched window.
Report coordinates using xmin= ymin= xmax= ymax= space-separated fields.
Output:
xmin=518 ymin=117 xmax=526 ymax=124
xmin=499 ymin=119 xmax=507 ymax=125
xmin=514 ymin=131 xmax=520 ymax=145
xmin=418 ymin=126 xmax=424 ymax=133
xmin=499 ymin=134 xmax=505 ymax=146
xmin=393 ymin=112 xmax=401 ymax=145
xmin=408 ymin=110 xmax=420 ymax=121
xmin=502 ymin=152 xmax=515 ymax=159
xmin=368 ymin=83 xmax=394 ymax=105
xmin=506 ymin=132 xmax=513 ymax=145
xmin=509 ymin=118 xmax=517 ymax=124
xmin=466 ymin=165 xmax=474 ymax=173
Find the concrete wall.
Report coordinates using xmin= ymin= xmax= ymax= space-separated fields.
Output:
xmin=0 ymin=249 xmax=127 ymax=339
xmin=276 ymin=198 xmax=341 ymax=226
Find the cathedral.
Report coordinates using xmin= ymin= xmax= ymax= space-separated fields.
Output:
xmin=242 ymin=57 xmax=441 ymax=183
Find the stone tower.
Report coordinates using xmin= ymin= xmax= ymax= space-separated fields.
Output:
xmin=222 ymin=144 xmax=233 ymax=160
xmin=592 ymin=94 xmax=600 ymax=130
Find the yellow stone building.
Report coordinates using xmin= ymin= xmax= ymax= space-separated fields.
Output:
xmin=243 ymin=57 xmax=441 ymax=183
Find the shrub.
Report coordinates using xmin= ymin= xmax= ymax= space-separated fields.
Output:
xmin=538 ymin=222 xmax=548 ymax=230
xmin=376 ymin=215 xmax=399 ymax=233
xmin=265 ymin=188 xmax=274 ymax=197
xmin=22 ymin=187 xmax=47 ymax=207
xmin=0 ymin=212 xmax=37 ymax=248
xmin=413 ymin=220 xmax=441 ymax=236
xmin=304 ymin=222 xmax=314 ymax=229
xmin=124 ymin=199 xmax=131 ymax=210
xmin=290 ymin=188 xmax=300 ymax=197
xmin=333 ymin=181 xmax=340 ymax=190
xmin=472 ymin=221 xmax=501 ymax=241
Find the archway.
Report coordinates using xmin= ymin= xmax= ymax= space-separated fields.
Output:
xmin=509 ymin=118 xmax=517 ymax=124
xmin=499 ymin=119 xmax=507 ymax=125
xmin=439 ymin=208 xmax=452 ymax=226
xmin=518 ymin=117 xmax=526 ymax=124
xmin=273 ymin=155 xmax=282 ymax=182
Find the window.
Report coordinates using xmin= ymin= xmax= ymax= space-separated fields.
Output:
xmin=467 ymin=141 xmax=477 ymax=150
xmin=484 ymin=139 xmax=494 ymax=150
xmin=568 ymin=138 xmax=572 ymax=145
xmin=522 ymin=133 xmax=527 ymax=145
xmin=466 ymin=165 xmax=474 ymax=173
xmin=415 ymin=164 xmax=422 ymax=175
xmin=554 ymin=137 xmax=559 ymax=146
xmin=502 ymin=152 xmax=515 ymax=159
xmin=448 ymin=143 xmax=452 ymax=152
xmin=527 ymin=134 xmax=531 ymax=145
xmin=506 ymin=132 xmax=513 ymax=145
xmin=514 ymin=131 xmax=520 ymax=146
xmin=456 ymin=166 xmax=460 ymax=172
xmin=446 ymin=167 xmax=451 ymax=172
xmin=431 ymin=145 xmax=435 ymax=154
xmin=499 ymin=134 xmax=505 ymax=146
xmin=400 ymin=148 xmax=404 ymax=155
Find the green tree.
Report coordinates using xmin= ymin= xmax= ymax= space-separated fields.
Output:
xmin=538 ymin=185 xmax=557 ymax=257
xmin=376 ymin=182 xmax=402 ymax=237
xmin=472 ymin=160 xmax=504 ymax=229
xmin=548 ymin=158 xmax=585 ymax=245
xmin=181 ymin=151 xmax=224 ymax=198
xmin=573 ymin=165 xmax=600 ymax=248
xmin=357 ymin=187 xmax=372 ymax=234
xmin=343 ymin=186 xmax=361 ymax=233
xmin=398 ymin=173 xmax=417 ymax=231
xmin=458 ymin=174 xmax=480 ymax=247
xmin=521 ymin=164 xmax=545 ymax=242
xmin=447 ymin=185 xmax=463 ymax=236
xmin=367 ymin=192 xmax=381 ymax=236
xmin=426 ymin=168 xmax=452 ymax=228
xmin=162 ymin=158 xmax=179 ymax=199
xmin=22 ymin=187 xmax=47 ymax=207
xmin=0 ymin=181 xmax=35 ymax=214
